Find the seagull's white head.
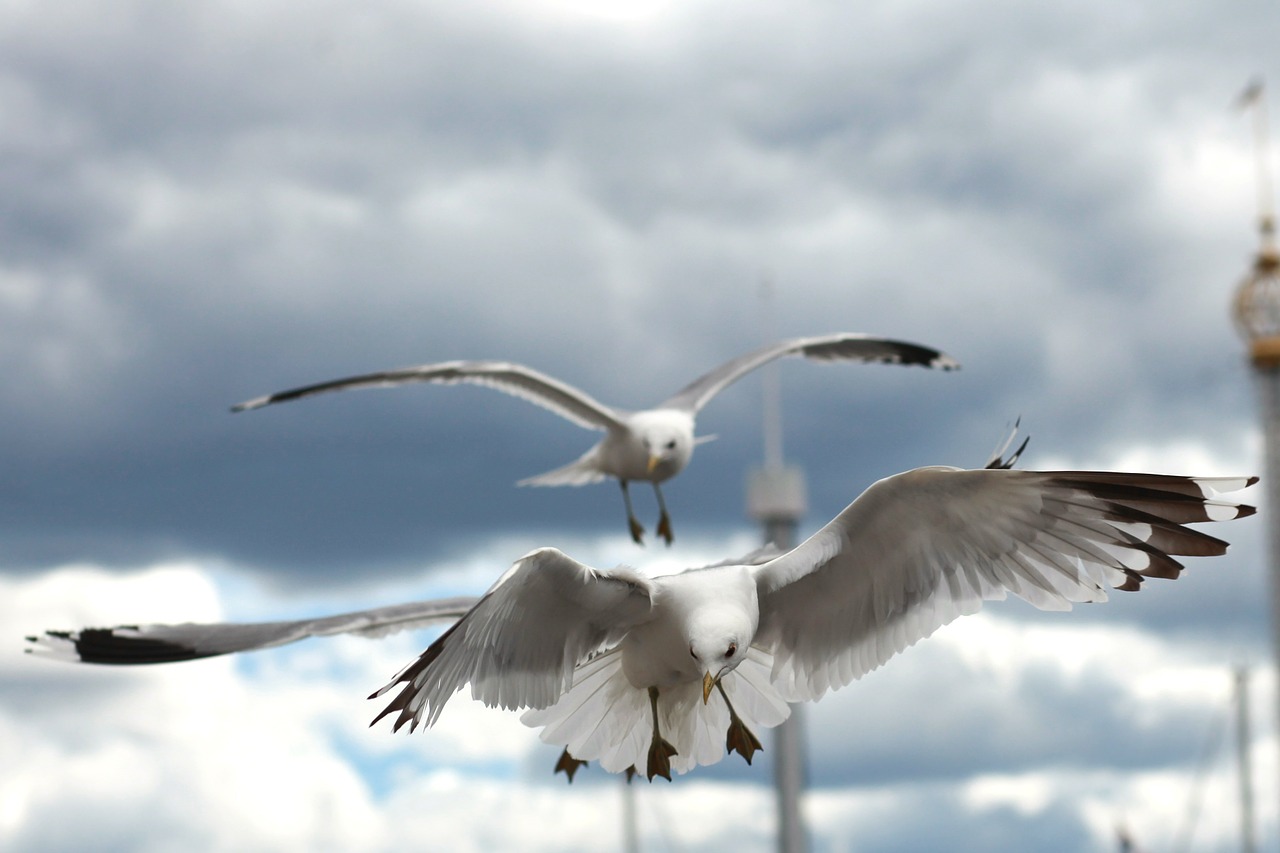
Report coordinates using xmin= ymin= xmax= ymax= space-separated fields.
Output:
xmin=688 ymin=607 xmax=754 ymax=704
xmin=633 ymin=411 xmax=695 ymax=481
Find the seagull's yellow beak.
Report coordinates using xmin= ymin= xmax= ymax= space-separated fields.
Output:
xmin=647 ymin=454 xmax=662 ymax=474
xmin=702 ymin=671 xmax=716 ymax=704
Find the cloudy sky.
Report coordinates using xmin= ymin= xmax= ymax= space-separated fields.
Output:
xmin=3 ymin=0 xmax=1277 ymax=850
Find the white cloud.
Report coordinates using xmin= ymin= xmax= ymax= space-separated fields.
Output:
xmin=6 ymin=546 xmax=1274 ymax=852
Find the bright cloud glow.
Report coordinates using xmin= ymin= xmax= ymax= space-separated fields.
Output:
xmin=6 ymin=550 xmax=1272 ymax=852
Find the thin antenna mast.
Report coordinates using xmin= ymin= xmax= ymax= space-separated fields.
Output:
xmin=1240 ymin=79 xmax=1275 ymax=234
xmin=747 ymin=274 xmax=809 ymax=853
xmin=760 ymin=275 xmax=784 ymax=469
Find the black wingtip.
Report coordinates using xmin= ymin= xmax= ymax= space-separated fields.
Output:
xmin=39 ymin=627 xmax=212 ymax=665
xmin=986 ymin=423 xmax=1030 ymax=470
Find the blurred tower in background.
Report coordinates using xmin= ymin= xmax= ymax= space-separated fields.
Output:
xmin=747 ymin=284 xmax=809 ymax=853
xmin=1233 ymin=666 xmax=1258 ymax=853
xmin=1230 ymin=77 xmax=1279 ymax=834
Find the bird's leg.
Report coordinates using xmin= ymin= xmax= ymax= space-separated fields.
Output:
xmin=716 ymin=681 xmax=763 ymax=765
xmin=553 ymin=747 xmax=588 ymax=783
xmin=653 ymin=482 xmax=674 ymax=546
xmin=646 ymin=686 xmax=678 ymax=781
xmin=621 ymin=481 xmax=646 ymax=545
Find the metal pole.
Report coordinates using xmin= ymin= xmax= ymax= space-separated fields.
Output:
xmin=765 ymin=517 xmax=806 ymax=853
xmin=1233 ymin=667 xmax=1257 ymax=853
xmin=1248 ymin=85 xmax=1275 ymax=229
xmin=1233 ymin=81 xmax=1280 ymax=841
xmin=621 ymin=776 xmax=639 ymax=853
xmin=762 ymin=356 xmax=784 ymax=470
xmin=750 ymin=276 xmax=808 ymax=853
xmin=1250 ymin=365 xmax=1280 ymax=839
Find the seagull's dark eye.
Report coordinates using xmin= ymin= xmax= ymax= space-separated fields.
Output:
xmin=666 ymin=440 xmax=677 ymax=450
xmin=690 ymin=645 xmax=697 ymax=659
xmin=725 ymin=642 xmax=737 ymax=658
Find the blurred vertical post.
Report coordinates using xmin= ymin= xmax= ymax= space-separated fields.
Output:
xmin=748 ymin=276 xmax=809 ymax=853
xmin=748 ymin=432 xmax=808 ymax=853
xmin=621 ymin=776 xmax=638 ymax=853
xmin=1230 ymin=77 xmax=1280 ymax=837
xmin=1234 ymin=667 xmax=1257 ymax=853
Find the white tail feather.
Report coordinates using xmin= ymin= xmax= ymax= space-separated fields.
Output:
xmin=517 ymin=447 xmax=608 ymax=487
xmin=523 ymin=650 xmax=648 ymax=772
xmin=522 ymin=646 xmax=790 ymax=775
xmin=722 ymin=647 xmax=792 ymax=729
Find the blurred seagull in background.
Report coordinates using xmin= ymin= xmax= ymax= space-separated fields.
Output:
xmin=28 ymin=437 xmax=1255 ymax=782
xmin=231 ymin=333 xmax=959 ymax=545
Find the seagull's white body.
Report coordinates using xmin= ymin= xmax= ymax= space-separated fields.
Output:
xmin=619 ymin=565 xmax=758 ymax=690
xmin=525 ymin=409 xmax=696 ymax=488
xmin=534 ymin=564 xmax=780 ymax=777
xmin=231 ymin=333 xmax=959 ymax=543
xmin=28 ymin=453 xmax=1256 ymax=781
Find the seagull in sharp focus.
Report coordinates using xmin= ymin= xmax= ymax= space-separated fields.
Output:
xmin=230 ymin=333 xmax=958 ymax=545
xmin=26 ymin=442 xmax=1256 ymax=782
xmin=364 ymin=445 xmax=1254 ymax=781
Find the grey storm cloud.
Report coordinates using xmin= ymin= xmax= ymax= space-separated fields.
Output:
xmin=0 ymin=0 xmax=1264 ymax=584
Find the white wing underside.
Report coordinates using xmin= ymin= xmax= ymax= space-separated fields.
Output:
xmin=370 ymin=548 xmax=655 ymax=731
xmin=516 ymin=445 xmax=609 ymax=487
xmin=753 ymin=467 xmax=1255 ymax=702
xmin=233 ymin=361 xmax=628 ymax=432
xmin=523 ymin=645 xmax=790 ymax=775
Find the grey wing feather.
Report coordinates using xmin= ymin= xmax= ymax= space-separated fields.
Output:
xmin=657 ymin=333 xmax=959 ymax=414
xmin=232 ymin=360 xmax=627 ymax=431
xmin=370 ymin=548 xmax=655 ymax=732
xmin=698 ymin=543 xmax=787 ymax=568
xmin=25 ymin=596 xmax=480 ymax=664
xmin=752 ymin=466 xmax=1255 ymax=702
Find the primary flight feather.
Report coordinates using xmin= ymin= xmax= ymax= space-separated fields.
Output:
xmin=230 ymin=333 xmax=959 ymax=545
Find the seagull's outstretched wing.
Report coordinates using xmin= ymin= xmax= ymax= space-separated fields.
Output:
xmin=370 ymin=547 xmax=655 ymax=732
xmin=752 ymin=467 xmax=1256 ymax=702
xmin=25 ymin=596 xmax=480 ymax=665
xmin=657 ymin=333 xmax=959 ymax=415
xmin=232 ymin=361 xmax=628 ymax=432
xmin=698 ymin=543 xmax=787 ymax=568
